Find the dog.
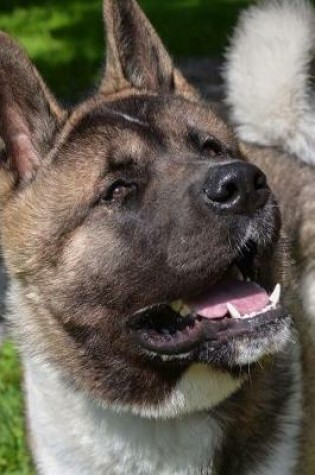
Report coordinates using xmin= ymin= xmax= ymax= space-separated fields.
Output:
xmin=0 ymin=0 xmax=314 ymax=473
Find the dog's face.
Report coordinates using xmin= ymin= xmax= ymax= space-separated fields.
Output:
xmin=0 ymin=0 xmax=291 ymax=417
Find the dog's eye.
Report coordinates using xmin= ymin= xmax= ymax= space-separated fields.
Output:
xmin=201 ymin=136 xmax=224 ymax=157
xmin=189 ymin=131 xmax=227 ymax=158
xmin=101 ymin=180 xmax=138 ymax=205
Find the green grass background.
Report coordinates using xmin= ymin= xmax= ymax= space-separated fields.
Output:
xmin=0 ymin=341 xmax=33 ymax=474
xmin=0 ymin=0 xmax=300 ymax=473
xmin=0 ymin=0 xmax=254 ymax=101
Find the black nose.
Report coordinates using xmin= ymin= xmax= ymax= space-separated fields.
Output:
xmin=203 ymin=161 xmax=269 ymax=214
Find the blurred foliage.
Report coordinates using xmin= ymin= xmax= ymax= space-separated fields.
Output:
xmin=0 ymin=0 xmax=253 ymax=101
xmin=0 ymin=341 xmax=34 ymax=475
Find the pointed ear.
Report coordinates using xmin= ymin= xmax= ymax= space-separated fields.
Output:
xmin=100 ymin=0 xmax=198 ymax=99
xmin=0 ymin=32 xmax=66 ymax=184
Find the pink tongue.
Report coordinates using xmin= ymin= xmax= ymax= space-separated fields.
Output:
xmin=190 ymin=280 xmax=269 ymax=319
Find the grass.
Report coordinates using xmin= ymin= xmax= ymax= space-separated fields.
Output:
xmin=0 ymin=0 xmax=253 ymax=101
xmin=0 ymin=341 xmax=34 ymax=475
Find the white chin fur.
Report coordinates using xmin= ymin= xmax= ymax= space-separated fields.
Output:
xmin=118 ymin=364 xmax=243 ymax=419
xmin=224 ymin=0 xmax=315 ymax=166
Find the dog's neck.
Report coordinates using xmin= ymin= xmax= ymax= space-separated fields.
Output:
xmin=24 ymin=349 xmax=302 ymax=475
xmin=24 ymin=358 xmax=222 ymax=475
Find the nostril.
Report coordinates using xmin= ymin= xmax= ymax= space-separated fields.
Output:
xmin=204 ymin=180 xmax=238 ymax=204
xmin=254 ymin=171 xmax=267 ymax=190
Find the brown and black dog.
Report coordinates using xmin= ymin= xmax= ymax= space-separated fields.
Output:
xmin=0 ymin=0 xmax=314 ymax=474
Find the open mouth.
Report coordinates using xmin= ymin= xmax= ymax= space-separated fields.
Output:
xmin=129 ymin=268 xmax=289 ymax=358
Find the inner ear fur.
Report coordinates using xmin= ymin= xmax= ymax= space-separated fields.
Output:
xmin=100 ymin=0 xmax=198 ymax=100
xmin=0 ymin=32 xmax=66 ymax=183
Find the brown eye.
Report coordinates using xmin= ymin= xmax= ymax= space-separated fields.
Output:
xmin=189 ymin=131 xmax=227 ymax=158
xmin=201 ymin=136 xmax=224 ymax=157
xmin=102 ymin=180 xmax=138 ymax=205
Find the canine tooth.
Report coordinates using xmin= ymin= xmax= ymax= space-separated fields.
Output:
xmin=170 ymin=300 xmax=183 ymax=313
xmin=179 ymin=304 xmax=191 ymax=317
xmin=227 ymin=303 xmax=241 ymax=319
xmin=269 ymin=284 xmax=281 ymax=306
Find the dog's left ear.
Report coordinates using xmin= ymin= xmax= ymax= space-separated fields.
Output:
xmin=0 ymin=33 xmax=66 ymax=185
xmin=100 ymin=0 xmax=198 ymax=99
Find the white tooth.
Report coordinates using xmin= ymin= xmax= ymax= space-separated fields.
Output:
xmin=227 ymin=303 xmax=241 ymax=319
xmin=269 ymin=283 xmax=281 ymax=306
xmin=180 ymin=304 xmax=191 ymax=317
xmin=170 ymin=300 xmax=183 ymax=313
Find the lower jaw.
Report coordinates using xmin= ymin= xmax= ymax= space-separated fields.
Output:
xmin=196 ymin=316 xmax=292 ymax=368
xmin=135 ymin=309 xmax=292 ymax=368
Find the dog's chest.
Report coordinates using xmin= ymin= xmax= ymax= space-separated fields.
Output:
xmin=25 ymin=360 xmax=221 ymax=475
xmin=24 ymin=353 xmax=302 ymax=475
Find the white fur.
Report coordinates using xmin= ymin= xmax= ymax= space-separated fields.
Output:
xmin=234 ymin=323 xmax=292 ymax=367
xmin=25 ymin=352 xmax=302 ymax=475
xmin=125 ymin=363 xmax=243 ymax=419
xmin=25 ymin=359 xmax=223 ymax=475
xmin=225 ymin=0 xmax=315 ymax=165
xmin=111 ymin=109 xmax=148 ymax=127
xmin=24 ymin=355 xmax=302 ymax=475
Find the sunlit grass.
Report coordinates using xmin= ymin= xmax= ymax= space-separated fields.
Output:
xmin=0 ymin=0 xmax=253 ymax=100
xmin=0 ymin=341 xmax=34 ymax=475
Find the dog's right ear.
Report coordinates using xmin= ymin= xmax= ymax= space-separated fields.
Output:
xmin=0 ymin=33 xmax=66 ymax=189
xmin=100 ymin=0 xmax=198 ymax=99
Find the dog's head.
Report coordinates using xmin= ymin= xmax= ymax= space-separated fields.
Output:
xmin=0 ymin=0 xmax=291 ymax=417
